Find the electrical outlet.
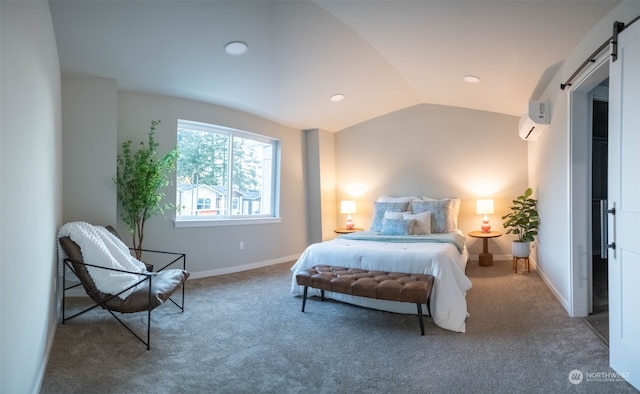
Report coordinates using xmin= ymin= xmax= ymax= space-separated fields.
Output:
xmin=239 ymin=241 xmax=244 ymax=250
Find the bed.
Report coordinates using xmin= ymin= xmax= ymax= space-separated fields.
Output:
xmin=290 ymin=196 xmax=473 ymax=333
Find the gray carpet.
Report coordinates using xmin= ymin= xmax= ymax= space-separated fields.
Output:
xmin=41 ymin=259 xmax=638 ymax=393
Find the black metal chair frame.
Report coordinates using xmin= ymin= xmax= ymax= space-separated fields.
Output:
xmin=62 ymin=248 xmax=186 ymax=350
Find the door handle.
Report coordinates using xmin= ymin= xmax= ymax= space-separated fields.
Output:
xmin=601 ymin=200 xmax=616 ymax=259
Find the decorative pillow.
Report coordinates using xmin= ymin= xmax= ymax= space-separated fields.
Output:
xmin=371 ymin=202 xmax=410 ymax=232
xmin=423 ymin=197 xmax=460 ymax=230
xmin=383 ymin=211 xmax=405 ymax=220
xmin=411 ymin=199 xmax=452 ymax=233
xmin=380 ymin=218 xmax=416 ymax=235
xmin=376 ymin=196 xmax=420 ymax=203
xmin=403 ymin=212 xmax=431 ymax=235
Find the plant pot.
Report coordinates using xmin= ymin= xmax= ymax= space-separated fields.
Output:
xmin=512 ymin=241 xmax=531 ymax=258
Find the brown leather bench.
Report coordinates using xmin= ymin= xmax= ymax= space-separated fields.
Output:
xmin=295 ymin=265 xmax=434 ymax=335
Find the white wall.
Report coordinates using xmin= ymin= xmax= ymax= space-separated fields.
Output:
xmin=304 ymin=129 xmax=323 ymax=244
xmin=529 ymin=0 xmax=640 ymax=313
xmin=318 ymin=129 xmax=337 ymax=241
xmin=304 ymin=128 xmax=337 ymax=244
xmin=335 ymin=103 xmax=527 ymax=258
xmin=117 ymin=92 xmax=308 ymax=276
xmin=62 ymin=76 xmax=118 ymax=225
xmin=0 ymin=1 xmax=63 ymax=392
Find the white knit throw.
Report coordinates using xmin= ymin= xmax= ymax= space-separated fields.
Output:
xmin=58 ymin=222 xmax=147 ymax=299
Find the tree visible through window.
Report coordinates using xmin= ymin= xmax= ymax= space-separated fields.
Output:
xmin=176 ymin=119 xmax=279 ymax=219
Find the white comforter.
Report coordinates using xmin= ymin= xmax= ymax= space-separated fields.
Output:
xmin=290 ymin=234 xmax=472 ymax=332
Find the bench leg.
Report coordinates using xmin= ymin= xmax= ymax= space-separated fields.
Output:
xmin=321 ymin=289 xmax=325 ymax=301
xmin=426 ymin=297 xmax=432 ymax=317
xmin=301 ymin=286 xmax=308 ymax=312
xmin=416 ymin=303 xmax=425 ymax=336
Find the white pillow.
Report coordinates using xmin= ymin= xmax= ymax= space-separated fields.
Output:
xmin=371 ymin=202 xmax=411 ymax=233
xmin=423 ymin=197 xmax=460 ymax=230
xmin=384 ymin=211 xmax=405 ymax=220
xmin=403 ymin=212 xmax=431 ymax=234
xmin=377 ymin=196 xmax=421 ymax=203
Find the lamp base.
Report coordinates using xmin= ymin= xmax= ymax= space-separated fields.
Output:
xmin=346 ymin=214 xmax=354 ymax=230
xmin=481 ymin=216 xmax=491 ymax=233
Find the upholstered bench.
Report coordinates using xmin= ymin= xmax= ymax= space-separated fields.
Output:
xmin=295 ymin=265 xmax=434 ymax=335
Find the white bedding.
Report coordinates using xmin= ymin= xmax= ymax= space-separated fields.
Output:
xmin=290 ymin=232 xmax=472 ymax=332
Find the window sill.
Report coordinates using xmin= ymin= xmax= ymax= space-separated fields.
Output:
xmin=174 ymin=217 xmax=282 ymax=228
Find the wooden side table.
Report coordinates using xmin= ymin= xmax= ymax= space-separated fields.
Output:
xmin=468 ymin=231 xmax=503 ymax=267
xmin=334 ymin=227 xmax=364 ymax=234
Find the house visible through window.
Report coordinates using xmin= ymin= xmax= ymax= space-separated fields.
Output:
xmin=176 ymin=119 xmax=279 ymax=221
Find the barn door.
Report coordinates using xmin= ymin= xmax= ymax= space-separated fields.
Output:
xmin=608 ymin=19 xmax=640 ymax=390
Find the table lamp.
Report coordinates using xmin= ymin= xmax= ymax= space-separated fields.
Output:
xmin=340 ymin=200 xmax=357 ymax=230
xmin=476 ymin=199 xmax=494 ymax=233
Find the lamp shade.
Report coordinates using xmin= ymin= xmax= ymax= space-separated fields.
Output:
xmin=340 ymin=200 xmax=356 ymax=214
xmin=476 ymin=199 xmax=494 ymax=215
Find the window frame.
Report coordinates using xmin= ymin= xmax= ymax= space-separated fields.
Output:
xmin=174 ymin=119 xmax=281 ymax=227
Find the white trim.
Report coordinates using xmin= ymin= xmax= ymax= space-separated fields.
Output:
xmin=63 ymin=253 xmax=301 ymax=293
xmin=35 ymin=315 xmax=59 ymax=393
xmin=536 ymin=262 xmax=571 ymax=312
xmin=178 ymin=118 xmax=277 ymax=144
xmin=174 ymin=217 xmax=282 ymax=228
xmin=567 ymin=51 xmax=610 ymax=317
xmin=187 ymin=254 xmax=300 ymax=279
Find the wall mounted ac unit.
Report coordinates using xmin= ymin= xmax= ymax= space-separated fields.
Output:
xmin=519 ymin=101 xmax=550 ymax=141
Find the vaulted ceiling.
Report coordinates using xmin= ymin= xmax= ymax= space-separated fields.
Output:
xmin=49 ymin=1 xmax=619 ymax=132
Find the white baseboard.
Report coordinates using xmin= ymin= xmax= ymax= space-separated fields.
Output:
xmin=62 ymin=254 xmax=301 ymax=292
xmin=535 ymin=263 xmax=571 ymax=313
xmin=188 ymin=254 xmax=301 ymax=279
xmin=63 ymin=279 xmax=88 ymax=297
xmin=36 ymin=308 xmax=59 ymax=393
xmin=511 ymin=254 xmax=570 ymax=313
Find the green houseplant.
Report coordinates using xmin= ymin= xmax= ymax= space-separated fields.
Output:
xmin=115 ymin=120 xmax=178 ymax=260
xmin=502 ymin=187 xmax=540 ymax=257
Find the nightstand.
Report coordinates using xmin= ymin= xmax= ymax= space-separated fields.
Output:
xmin=335 ymin=227 xmax=364 ymax=234
xmin=468 ymin=231 xmax=503 ymax=267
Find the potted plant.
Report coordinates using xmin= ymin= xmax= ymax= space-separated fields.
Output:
xmin=502 ymin=187 xmax=540 ymax=258
xmin=115 ymin=120 xmax=178 ymax=260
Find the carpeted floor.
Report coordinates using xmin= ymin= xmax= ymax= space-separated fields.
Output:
xmin=40 ymin=259 xmax=638 ymax=393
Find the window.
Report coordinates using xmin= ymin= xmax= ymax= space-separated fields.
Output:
xmin=197 ymin=198 xmax=211 ymax=210
xmin=175 ymin=119 xmax=280 ymax=224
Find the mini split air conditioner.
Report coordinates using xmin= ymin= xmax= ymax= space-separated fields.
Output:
xmin=519 ymin=101 xmax=550 ymax=141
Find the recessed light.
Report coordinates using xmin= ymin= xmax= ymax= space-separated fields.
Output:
xmin=225 ymin=41 xmax=248 ymax=56
xmin=463 ymin=75 xmax=481 ymax=84
xmin=330 ymin=94 xmax=345 ymax=102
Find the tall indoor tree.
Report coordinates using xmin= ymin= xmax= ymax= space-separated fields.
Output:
xmin=115 ymin=120 xmax=178 ymax=260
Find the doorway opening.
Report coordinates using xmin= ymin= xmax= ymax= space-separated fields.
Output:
xmin=568 ymin=53 xmax=608 ymax=325
xmin=591 ymin=86 xmax=609 ymax=314
xmin=585 ymin=83 xmax=609 ymax=343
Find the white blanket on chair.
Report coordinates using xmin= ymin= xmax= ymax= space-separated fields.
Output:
xmin=58 ymin=222 xmax=147 ymax=299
